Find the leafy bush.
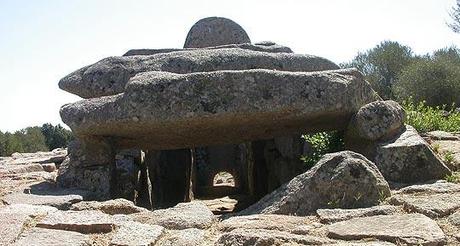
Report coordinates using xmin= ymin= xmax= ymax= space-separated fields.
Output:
xmin=301 ymin=131 xmax=344 ymax=168
xmin=395 ymin=48 xmax=460 ymax=107
xmin=402 ymin=99 xmax=460 ymax=132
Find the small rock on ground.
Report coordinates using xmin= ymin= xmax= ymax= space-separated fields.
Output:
xmin=395 ymin=181 xmax=460 ymax=194
xmin=2 ymin=192 xmax=83 ymax=210
xmin=111 ymin=221 xmax=164 ymax=246
xmin=218 ymin=214 xmax=319 ymax=234
xmin=158 ymin=228 xmax=205 ymax=246
xmin=0 ymin=204 xmax=58 ymax=218
xmin=37 ymin=210 xmax=115 ymax=233
xmin=389 ymin=192 xmax=460 ymax=218
xmin=216 ymin=228 xmax=334 ymax=246
xmin=317 ymin=205 xmax=401 ymax=223
xmin=0 ymin=212 xmax=32 ymax=245
xmin=131 ymin=201 xmax=214 ymax=229
xmin=71 ymin=198 xmax=147 ymax=215
xmin=448 ymin=211 xmax=460 ymax=226
xmin=13 ymin=227 xmax=90 ymax=246
xmin=327 ymin=213 xmax=446 ymax=245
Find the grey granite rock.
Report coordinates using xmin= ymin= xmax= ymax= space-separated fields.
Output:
xmin=2 ymin=192 xmax=83 ymax=210
xmin=327 ymin=214 xmax=446 ymax=246
xmin=218 ymin=214 xmax=319 ymax=233
xmin=131 ymin=201 xmax=214 ymax=229
xmin=14 ymin=228 xmax=90 ymax=246
xmin=123 ymin=42 xmax=292 ymax=56
xmin=448 ymin=210 xmax=460 ymax=226
xmin=317 ymin=205 xmax=401 ymax=223
xmin=389 ymin=192 xmax=460 ymax=218
xmin=111 ymin=221 xmax=164 ymax=246
xmin=216 ymin=228 xmax=334 ymax=246
xmin=374 ymin=125 xmax=451 ymax=183
xmin=184 ymin=17 xmax=250 ymax=48
xmin=37 ymin=210 xmax=115 ymax=233
xmin=158 ymin=228 xmax=205 ymax=246
xmin=348 ymin=100 xmax=405 ymax=141
xmin=0 ymin=212 xmax=32 ymax=245
xmin=59 ymin=48 xmax=338 ymax=98
xmin=241 ymin=151 xmax=390 ymax=216
xmin=71 ymin=198 xmax=147 ymax=215
xmin=61 ymin=69 xmax=377 ymax=150
xmin=395 ymin=181 xmax=460 ymax=194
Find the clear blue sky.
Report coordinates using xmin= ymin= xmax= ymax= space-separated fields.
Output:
xmin=0 ymin=0 xmax=459 ymax=132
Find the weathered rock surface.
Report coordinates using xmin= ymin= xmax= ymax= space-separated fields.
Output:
xmin=71 ymin=198 xmax=147 ymax=215
xmin=395 ymin=181 xmax=460 ymax=194
xmin=111 ymin=221 xmax=164 ymax=246
xmin=317 ymin=205 xmax=401 ymax=223
xmin=61 ymin=69 xmax=377 ymax=149
xmin=448 ymin=210 xmax=460 ymax=226
xmin=0 ymin=163 xmax=44 ymax=175
xmin=2 ymin=192 xmax=83 ymax=210
xmin=241 ymin=151 xmax=390 ymax=216
xmin=131 ymin=201 xmax=214 ymax=229
xmin=41 ymin=163 xmax=57 ymax=172
xmin=218 ymin=214 xmax=319 ymax=233
xmin=56 ymin=138 xmax=113 ymax=199
xmin=426 ymin=131 xmax=459 ymax=141
xmin=158 ymin=228 xmax=205 ymax=246
xmin=374 ymin=125 xmax=451 ymax=183
xmin=184 ymin=17 xmax=250 ymax=48
xmin=216 ymin=228 xmax=334 ymax=246
xmin=59 ymin=48 xmax=338 ymax=98
xmin=348 ymin=100 xmax=405 ymax=141
xmin=389 ymin=192 xmax=460 ymax=218
xmin=0 ymin=212 xmax=32 ymax=246
xmin=327 ymin=214 xmax=446 ymax=245
xmin=0 ymin=148 xmax=67 ymax=166
xmin=37 ymin=210 xmax=115 ymax=233
xmin=124 ymin=42 xmax=293 ymax=56
xmin=432 ymin=140 xmax=460 ymax=171
xmin=0 ymin=204 xmax=58 ymax=217
xmin=14 ymin=227 xmax=90 ymax=246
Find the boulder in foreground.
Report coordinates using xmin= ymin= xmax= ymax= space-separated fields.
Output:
xmin=241 ymin=151 xmax=390 ymax=216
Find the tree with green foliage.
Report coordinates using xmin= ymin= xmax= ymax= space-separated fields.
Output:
xmin=0 ymin=123 xmax=73 ymax=157
xmin=395 ymin=47 xmax=460 ymax=107
xmin=342 ymin=41 xmax=415 ymax=99
xmin=449 ymin=0 xmax=460 ymax=33
xmin=40 ymin=123 xmax=73 ymax=150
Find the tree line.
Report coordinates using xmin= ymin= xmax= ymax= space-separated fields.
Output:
xmin=341 ymin=42 xmax=460 ymax=108
xmin=0 ymin=123 xmax=73 ymax=157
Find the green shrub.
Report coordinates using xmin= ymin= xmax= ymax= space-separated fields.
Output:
xmin=301 ymin=131 xmax=344 ymax=168
xmin=395 ymin=47 xmax=460 ymax=107
xmin=402 ymin=99 xmax=460 ymax=132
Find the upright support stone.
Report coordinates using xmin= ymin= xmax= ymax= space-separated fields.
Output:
xmin=135 ymin=159 xmax=152 ymax=209
xmin=57 ymin=136 xmax=114 ymax=200
xmin=146 ymin=149 xmax=193 ymax=209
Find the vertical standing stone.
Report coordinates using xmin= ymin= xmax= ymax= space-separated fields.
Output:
xmin=57 ymin=136 xmax=114 ymax=200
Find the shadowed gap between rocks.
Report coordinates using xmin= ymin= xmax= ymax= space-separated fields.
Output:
xmin=108 ymin=134 xmax=311 ymax=213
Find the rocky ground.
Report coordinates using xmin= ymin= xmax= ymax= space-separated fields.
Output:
xmin=0 ymin=133 xmax=459 ymax=246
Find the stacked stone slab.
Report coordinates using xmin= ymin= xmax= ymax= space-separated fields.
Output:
xmin=57 ymin=17 xmax=449 ymax=208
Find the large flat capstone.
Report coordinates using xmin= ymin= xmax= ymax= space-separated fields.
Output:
xmin=59 ymin=48 xmax=338 ymax=98
xmin=61 ymin=69 xmax=377 ymax=149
